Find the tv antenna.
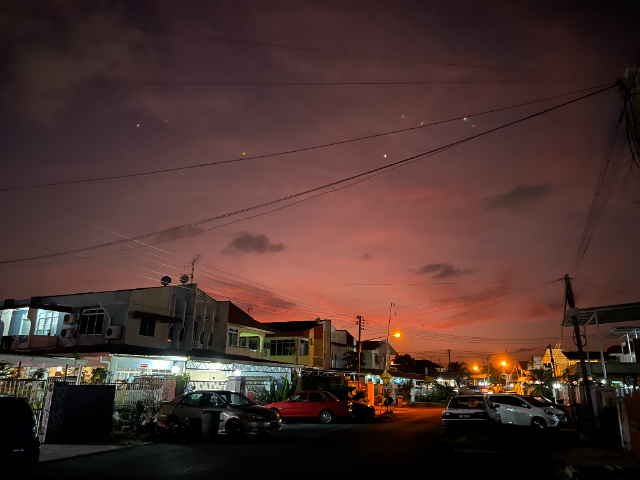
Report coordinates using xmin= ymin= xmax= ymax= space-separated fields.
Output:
xmin=189 ymin=254 xmax=201 ymax=283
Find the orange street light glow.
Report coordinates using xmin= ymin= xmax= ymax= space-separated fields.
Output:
xmin=501 ymin=361 xmax=507 ymax=366
xmin=473 ymin=366 xmax=478 ymax=371
xmin=393 ymin=333 xmax=401 ymax=338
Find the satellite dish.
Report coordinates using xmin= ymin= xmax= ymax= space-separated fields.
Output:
xmin=160 ymin=276 xmax=172 ymax=286
xmin=180 ymin=275 xmax=189 ymax=284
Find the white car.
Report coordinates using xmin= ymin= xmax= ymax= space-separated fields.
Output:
xmin=442 ymin=395 xmax=501 ymax=433
xmin=488 ymin=394 xmax=567 ymax=429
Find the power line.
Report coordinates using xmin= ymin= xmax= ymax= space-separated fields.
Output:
xmin=0 ymin=9 xmax=603 ymax=76
xmin=0 ymin=84 xmax=616 ymax=266
xmin=0 ymin=83 xmax=612 ymax=193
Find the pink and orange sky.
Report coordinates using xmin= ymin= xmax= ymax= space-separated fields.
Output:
xmin=1 ymin=2 xmax=639 ymax=365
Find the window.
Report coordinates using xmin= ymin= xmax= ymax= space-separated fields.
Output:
xmin=239 ymin=336 xmax=247 ymax=348
xmin=270 ymin=339 xmax=297 ymax=356
xmin=207 ymin=333 xmax=213 ymax=346
xmin=216 ymin=392 xmax=255 ymax=406
xmin=181 ymin=393 xmax=204 ymax=406
xmin=448 ymin=396 xmax=486 ymax=409
xmin=168 ymin=325 xmax=174 ymax=342
xmin=178 ymin=328 xmax=184 ymax=342
xmin=489 ymin=395 xmax=516 ymax=406
xmin=199 ymin=331 xmax=204 ymax=344
xmin=300 ymin=339 xmax=309 ymax=356
xmin=248 ymin=337 xmax=260 ymax=351
xmin=374 ymin=354 xmax=379 ymax=366
xmin=309 ymin=392 xmax=326 ymax=402
xmin=227 ymin=328 xmax=238 ymax=347
xmin=193 ymin=322 xmax=198 ymax=342
xmin=139 ymin=318 xmax=156 ymax=337
xmin=79 ymin=308 xmax=105 ymax=335
xmin=206 ymin=393 xmax=226 ymax=407
xmin=35 ymin=311 xmax=59 ymax=335
xmin=287 ymin=393 xmax=307 ymax=402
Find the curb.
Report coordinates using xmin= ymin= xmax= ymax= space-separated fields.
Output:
xmin=39 ymin=442 xmax=150 ymax=464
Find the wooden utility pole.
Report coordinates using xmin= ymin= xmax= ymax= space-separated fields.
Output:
xmin=548 ymin=344 xmax=556 ymax=377
xmin=565 ymin=274 xmax=596 ymax=427
xmin=357 ymin=315 xmax=363 ymax=374
xmin=447 ymin=349 xmax=451 ymax=367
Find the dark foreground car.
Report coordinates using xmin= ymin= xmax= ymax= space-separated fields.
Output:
xmin=349 ymin=401 xmax=376 ymax=420
xmin=0 ymin=395 xmax=40 ymax=466
xmin=442 ymin=395 xmax=501 ymax=433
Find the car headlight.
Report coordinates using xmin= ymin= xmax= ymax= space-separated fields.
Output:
xmin=248 ymin=414 xmax=265 ymax=421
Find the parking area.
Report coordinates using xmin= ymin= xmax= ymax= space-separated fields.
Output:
xmin=26 ymin=407 xmax=640 ymax=479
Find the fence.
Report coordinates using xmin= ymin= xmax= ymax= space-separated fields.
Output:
xmin=1 ymin=379 xmax=52 ymax=433
xmin=113 ymin=379 xmax=177 ymax=407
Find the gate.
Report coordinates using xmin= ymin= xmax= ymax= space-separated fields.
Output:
xmin=0 ymin=379 xmax=50 ymax=433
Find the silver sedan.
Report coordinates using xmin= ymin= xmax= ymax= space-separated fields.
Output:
xmin=157 ymin=390 xmax=281 ymax=437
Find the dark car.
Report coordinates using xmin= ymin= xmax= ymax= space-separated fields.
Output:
xmin=0 ymin=395 xmax=40 ymax=466
xmin=329 ymin=391 xmax=376 ymax=421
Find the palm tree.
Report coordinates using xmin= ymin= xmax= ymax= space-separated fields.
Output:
xmin=447 ymin=361 xmax=471 ymax=387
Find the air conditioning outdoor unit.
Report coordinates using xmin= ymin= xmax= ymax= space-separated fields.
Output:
xmin=60 ymin=328 xmax=75 ymax=338
xmin=192 ymin=341 xmax=199 ymax=348
xmin=105 ymin=326 xmax=122 ymax=339
xmin=63 ymin=314 xmax=76 ymax=325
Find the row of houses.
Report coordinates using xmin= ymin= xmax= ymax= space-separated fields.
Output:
xmin=0 ymin=283 xmax=403 ymax=386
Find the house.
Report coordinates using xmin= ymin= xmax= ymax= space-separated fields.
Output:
xmin=542 ymin=348 xmax=615 ymax=376
xmin=360 ymin=340 xmax=397 ymax=371
xmin=330 ymin=328 xmax=356 ymax=369
xmin=0 ymin=284 xmax=293 ymax=381
xmin=263 ymin=319 xmax=332 ymax=369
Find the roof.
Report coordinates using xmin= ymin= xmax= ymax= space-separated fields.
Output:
xmin=605 ymin=326 xmax=640 ymax=339
xmin=264 ymin=321 xmax=321 ymax=333
xmin=562 ymin=351 xmax=613 ymax=361
xmin=224 ymin=302 xmax=278 ymax=333
xmin=360 ymin=340 xmax=384 ymax=351
xmin=562 ymin=302 xmax=640 ymax=327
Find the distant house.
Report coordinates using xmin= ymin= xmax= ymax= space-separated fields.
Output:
xmin=542 ymin=348 xmax=614 ymax=375
xmin=330 ymin=328 xmax=356 ymax=369
xmin=222 ymin=302 xmax=278 ymax=360
xmin=360 ymin=340 xmax=397 ymax=371
xmin=263 ymin=319 xmax=332 ymax=369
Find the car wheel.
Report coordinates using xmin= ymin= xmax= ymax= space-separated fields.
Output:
xmin=225 ymin=419 xmax=243 ymax=438
xmin=165 ymin=415 xmax=181 ymax=439
xmin=531 ymin=417 xmax=546 ymax=429
xmin=320 ymin=410 xmax=334 ymax=424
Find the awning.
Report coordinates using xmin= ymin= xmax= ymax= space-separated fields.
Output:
xmin=134 ymin=311 xmax=183 ymax=323
xmin=605 ymin=327 xmax=640 ymax=339
xmin=561 ymin=302 xmax=640 ymax=327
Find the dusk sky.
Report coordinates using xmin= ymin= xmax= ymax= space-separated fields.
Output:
xmin=1 ymin=2 xmax=639 ymax=366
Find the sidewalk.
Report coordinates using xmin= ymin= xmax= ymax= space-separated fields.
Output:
xmin=39 ymin=442 xmax=145 ymax=463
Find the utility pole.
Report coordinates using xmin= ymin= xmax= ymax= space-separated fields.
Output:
xmin=548 ymin=343 xmax=556 ymax=377
xmin=386 ymin=303 xmax=395 ymax=370
xmin=357 ymin=315 xmax=363 ymax=374
xmin=565 ymin=274 xmax=596 ymax=427
xmin=447 ymin=349 xmax=451 ymax=367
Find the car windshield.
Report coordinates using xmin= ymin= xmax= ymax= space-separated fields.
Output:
xmin=448 ymin=396 xmax=485 ymax=409
xmin=523 ymin=396 xmax=547 ymax=408
xmin=217 ymin=392 xmax=256 ymax=406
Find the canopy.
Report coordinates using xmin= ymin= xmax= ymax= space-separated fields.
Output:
xmin=561 ymin=302 xmax=640 ymax=327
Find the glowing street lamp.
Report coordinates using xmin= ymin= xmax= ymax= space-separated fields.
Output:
xmin=501 ymin=361 xmax=507 ymax=367
xmin=393 ymin=332 xmax=401 ymax=338
xmin=473 ymin=365 xmax=478 ymax=371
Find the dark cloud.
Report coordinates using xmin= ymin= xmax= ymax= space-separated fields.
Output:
xmin=413 ymin=263 xmax=473 ymax=279
xmin=264 ymin=298 xmax=296 ymax=309
xmin=482 ymin=184 xmax=551 ymax=210
xmin=222 ymin=232 xmax=285 ymax=255
xmin=362 ymin=253 xmax=372 ymax=261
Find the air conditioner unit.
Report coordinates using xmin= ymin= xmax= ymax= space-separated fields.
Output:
xmin=105 ymin=326 xmax=122 ymax=339
xmin=60 ymin=328 xmax=75 ymax=338
xmin=63 ymin=314 xmax=76 ymax=325
xmin=192 ymin=341 xmax=199 ymax=348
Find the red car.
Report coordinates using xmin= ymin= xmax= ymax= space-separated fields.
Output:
xmin=265 ymin=390 xmax=351 ymax=424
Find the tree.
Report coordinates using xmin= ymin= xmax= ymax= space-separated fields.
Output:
xmin=447 ymin=361 xmax=470 ymax=387
xmin=343 ymin=350 xmax=366 ymax=371
xmin=393 ymin=354 xmax=416 ymax=373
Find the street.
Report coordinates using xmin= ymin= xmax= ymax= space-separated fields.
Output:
xmin=25 ymin=407 xmax=595 ymax=479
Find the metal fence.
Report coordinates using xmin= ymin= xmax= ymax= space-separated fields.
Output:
xmin=0 ymin=379 xmax=52 ymax=433
xmin=113 ymin=379 xmax=177 ymax=406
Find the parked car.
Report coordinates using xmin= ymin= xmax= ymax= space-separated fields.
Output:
xmin=157 ymin=390 xmax=281 ymax=437
xmin=460 ymin=384 xmax=492 ymax=395
xmin=328 ymin=391 xmax=377 ymax=421
xmin=265 ymin=390 xmax=351 ymax=424
xmin=531 ymin=395 xmax=570 ymax=416
xmin=441 ymin=395 xmax=501 ymax=433
xmin=488 ymin=394 xmax=566 ymax=429
xmin=0 ymin=395 xmax=40 ymax=466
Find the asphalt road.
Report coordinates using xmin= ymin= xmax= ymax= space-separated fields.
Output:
xmin=27 ymin=407 xmax=610 ymax=479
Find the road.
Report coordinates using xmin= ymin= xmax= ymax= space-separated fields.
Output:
xmin=28 ymin=407 xmax=613 ymax=479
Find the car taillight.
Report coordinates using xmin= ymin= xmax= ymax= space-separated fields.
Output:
xmin=473 ymin=412 xmax=486 ymax=418
xmin=442 ymin=412 xmax=453 ymax=417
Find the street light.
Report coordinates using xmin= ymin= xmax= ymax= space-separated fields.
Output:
xmin=501 ymin=361 xmax=507 ymax=367
xmin=393 ymin=333 xmax=401 ymax=338
xmin=473 ymin=365 xmax=478 ymax=371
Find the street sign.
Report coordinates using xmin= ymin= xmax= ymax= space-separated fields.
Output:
xmin=380 ymin=370 xmax=393 ymax=385
xmin=140 ymin=363 xmax=148 ymax=368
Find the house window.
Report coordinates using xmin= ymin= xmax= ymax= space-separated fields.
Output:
xmin=208 ymin=333 xmax=213 ymax=346
xmin=270 ymin=339 xmax=297 ymax=356
xmin=248 ymin=337 xmax=260 ymax=351
xmin=168 ymin=325 xmax=174 ymax=342
xmin=300 ymin=339 xmax=309 ymax=356
xmin=227 ymin=328 xmax=238 ymax=347
xmin=36 ymin=311 xmax=59 ymax=335
xmin=193 ymin=322 xmax=198 ymax=342
xmin=79 ymin=308 xmax=105 ymax=335
xmin=139 ymin=318 xmax=156 ymax=337
xmin=199 ymin=331 xmax=204 ymax=344
xmin=178 ymin=328 xmax=184 ymax=342
xmin=239 ymin=337 xmax=247 ymax=348
xmin=374 ymin=354 xmax=379 ymax=366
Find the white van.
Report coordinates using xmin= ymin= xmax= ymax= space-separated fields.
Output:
xmin=488 ymin=394 xmax=567 ymax=429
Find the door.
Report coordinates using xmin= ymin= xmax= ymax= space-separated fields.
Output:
xmin=307 ymin=392 xmax=328 ymax=417
xmin=510 ymin=399 xmax=534 ymax=425
xmin=281 ymin=392 xmax=308 ymax=417
xmin=204 ymin=393 xmax=228 ymax=432
xmin=176 ymin=392 xmax=206 ymax=422
xmin=491 ymin=395 xmax=516 ymax=424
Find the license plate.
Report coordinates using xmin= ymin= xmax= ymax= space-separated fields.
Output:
xmin=459 ymin=415 xmax=471 ymax=418
xmin=269 ymin=422 xmax=279 ymax=428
